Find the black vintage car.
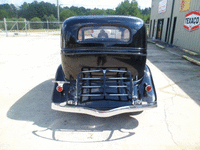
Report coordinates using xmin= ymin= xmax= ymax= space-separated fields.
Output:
xmin=52 ymin=15 xmax=157 ymax=117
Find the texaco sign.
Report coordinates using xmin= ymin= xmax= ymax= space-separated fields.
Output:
xmin=184 ymin=11 xmax=200 ymax=31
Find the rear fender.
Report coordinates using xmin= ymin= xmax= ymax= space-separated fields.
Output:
xmin=139 ymin=65 xmax=157 ymax=103
xmin=51 ymin=65 xmax=69 ymax=103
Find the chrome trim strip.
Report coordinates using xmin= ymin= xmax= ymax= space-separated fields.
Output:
xmin=61 ymin=48 xmax=146 ymax=56
xmin=62 ymin=47 xmax=146 ymax=51
xmin=51 ymin=102 xmax=157 ymax=117
xmin=52 ymin=80 xmax=70 ymax=84
xmin=61 ymin=51 xmax=147 ymax=56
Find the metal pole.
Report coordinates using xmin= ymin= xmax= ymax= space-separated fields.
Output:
xmin=47 ymin=20 xmax=49 ymax=30
xmin=17 ymin=21 xmax=19 ymax=32
xmin=4 ymin=18 xmax=8 ymax=37
xmin=57 ymin=0 xmax=60 ymax=22
xmin=28 ymin=21 xmax=30 ymax=32
xmin=24 ymin=19 xmax=27 ymax=36
xmin=47 ymin=20 xmax=49 ymax=35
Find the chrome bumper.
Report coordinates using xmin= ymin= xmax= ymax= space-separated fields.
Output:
xmin=51 ymin=102 xmax=157 ymax=117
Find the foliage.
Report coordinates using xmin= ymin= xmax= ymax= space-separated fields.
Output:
xmin=88 ymin=8 xmax=107 ymax=15
xmin=43 ymin=14 xmax=60 ymax=29
xmin=116 ymin=0 xmax=140 ymax=16
xmin=30 ymin=17 xmax=43 ymax=29
xmin=18 ymin=18 xmax=26 ymax=30
xmin=141 ymin=14 xmax=150 ymax=23
xmin=141 ymin=7 xmax=151 ymax=15
xmin=106 ymin=9 xmax=116 ymax=15
xmin=0 ymin=4 xmax=17 ymax=19
xmin=140 ymin=7 xmax=151 ymax=23
xmin=0 ymin=0 xmax=151 ymax=23
xmin=0 ymin=18 xmax=26 ymax=30
xmin=18 ymin=1 xmax=57 ymax=20
xmin=0 ymin=9 xmax=9 ymax=19
xmin=60 ymin=9 xmax=77 ymax=21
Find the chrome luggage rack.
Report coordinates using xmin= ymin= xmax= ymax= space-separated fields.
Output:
xmin=76 ymin=67 xmax=133 ymax=103
xmin=52 ymin=67 xmax=157 ymax=117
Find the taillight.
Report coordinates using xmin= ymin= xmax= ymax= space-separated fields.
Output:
xmin=145 ymin=85 xmax=152 ymax=92
xmin=56 ymin=86 xmax=63 ymax=92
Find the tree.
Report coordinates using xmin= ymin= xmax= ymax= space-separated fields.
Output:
xmin=0 ymin=9 xmax=8 ymax=30
xmin=60 ymin=9 xmax=77 ymax=21
xmin=18 ymin=17 xmax=26 ymax=30
xmin=0 ymin=4 xmax=17 ymax=18
xmin=0 ymin=9 xmax=9 ymax=19
xmin=140 ymin=7 xmax=151 ymax=23
xmin=116 ymin=0 xmax=141 ymax=17
xmin=30 ymin=17 xmax=43 ymax=29
xmin=142 ymin=7 xmax=151 ymax=15
xmin=70 ymin=6 xmax=83 ymax=15
xmin=18 ymin=2 xmax=57 ymax=20
xmin=106 ymin=9 xmax=115 ymax=15
xmin=18 ymin=2 xmax=29 ymax=19
xmin=44 ymin=14 xmax=59 ymax=29
xmin=1 ymin=1 xmax=151 ymax=24
xmin=88 ymin=8 xmax=107 ymax=15
xmin=6 ymin=18 xmax=18 ymax=30
xmin=10 ymin=4 xmax=18 ymax=18
xmin=79 ymin=7 xmax=87 ymax=15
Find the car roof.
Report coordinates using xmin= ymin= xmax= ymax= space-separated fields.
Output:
xmin=67 ymin=15 xmax=142 ymax=20
xmin=63 ymin=15 xmax=144 ymax=29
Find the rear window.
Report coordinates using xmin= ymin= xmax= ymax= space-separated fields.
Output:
xmin=78 ymin=26 xmax=130 ymax=42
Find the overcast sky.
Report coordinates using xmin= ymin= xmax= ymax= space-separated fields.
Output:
xmin=0 ymin=0 xmax=152 ymax=9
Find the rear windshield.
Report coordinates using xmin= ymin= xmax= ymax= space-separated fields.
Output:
xmin=78 ymin=26 xmax=130 ymax=42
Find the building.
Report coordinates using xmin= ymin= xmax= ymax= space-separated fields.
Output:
xmin=149 ymin=0 xmax=200 ymax=53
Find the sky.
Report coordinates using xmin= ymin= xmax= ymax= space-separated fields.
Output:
xmin=0 ymin=0 xmax=152 ymax=9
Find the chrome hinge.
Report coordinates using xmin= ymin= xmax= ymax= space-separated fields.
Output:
xmin=52 ymin=80 xmax=70 ymax=93
xmin=52 ymin=80 xmax=70 ymax=86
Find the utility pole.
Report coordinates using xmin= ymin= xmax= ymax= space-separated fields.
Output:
xmin=57 ymin=0 xmax=60 ymax=22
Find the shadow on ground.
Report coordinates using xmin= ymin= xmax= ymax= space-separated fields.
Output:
xmin=7 ymin=79 xmax=139 ymax=142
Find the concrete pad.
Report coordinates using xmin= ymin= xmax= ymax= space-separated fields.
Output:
xmin=0 ymin=35 xmax=200 ymax=150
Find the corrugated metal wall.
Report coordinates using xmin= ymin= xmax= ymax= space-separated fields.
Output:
xmin=150 ymin=0 xmax=200 ymax=53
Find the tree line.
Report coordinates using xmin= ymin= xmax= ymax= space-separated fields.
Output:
xmin=0 ymin=0 xmax=151 ymax=23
